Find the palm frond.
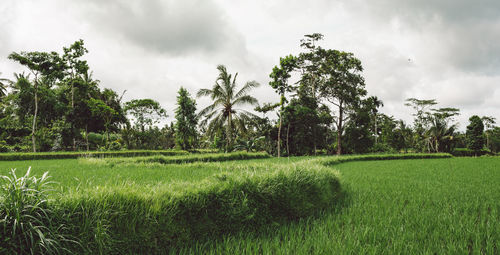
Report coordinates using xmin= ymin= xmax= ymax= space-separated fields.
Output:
xmin=234 ymin=80 xmax=260 ymax=99
xmin=197 ymin=88 xmax=214 ymax=98
xmin=232 ymin=95 xmax=259 ymax=107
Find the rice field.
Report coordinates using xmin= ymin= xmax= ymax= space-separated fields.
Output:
xmin=1 ymin=153 xmax=499 ymax=254
xmin=180 ymin=156 xmax=500 ymax=254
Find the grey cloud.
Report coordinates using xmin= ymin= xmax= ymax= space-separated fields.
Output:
xmin=78 ymin=0 xmax=247 ymax=57
xmin=343 ymin=0 xmax=500 ymax=75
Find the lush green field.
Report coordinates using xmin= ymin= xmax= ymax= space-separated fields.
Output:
xmin=1 ymin=154 xmax=498 ymax=254
xmin=178 ymin=156 xmax=500 ymax=254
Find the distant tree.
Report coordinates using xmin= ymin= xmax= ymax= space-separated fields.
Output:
xmin=343 ymin=97 xmax=375 ymax=154
xmin=8 ymin=51 xmax=64 ymax=152
xmin=466 ymin=115 xmax=484 ymax=153
xmin=174 ymin=87 xmax=198 ymax=150
xmin=488 ymin=127 xmax=500 ymax=153
xmin=88 ymin=98 xmax=118 ymax=145
xmin=281 ymin=90 xmax=321 ymax=155
xmin=0 ymin=72 xmax=11 ymax=99
xmin=124 ymin=99 xmax=167 ymax=132
xmin=318 ymin=49 xmax=366 ymax=155
xmin=481 ymin=116 xmax=496 ymax=150
xmin=197 ymin=65 xmax=260 ymax=151
xmin=62 ymin=40 xmax=90 ymax=150
xmin=269 ymin=55 xmax=297 ymax=157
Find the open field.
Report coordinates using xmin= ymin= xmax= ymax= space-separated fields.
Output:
xmin=1 ymin=153 xmax=499 ymax=254
xmin=180 ymin=156 xmax=500 ymax=254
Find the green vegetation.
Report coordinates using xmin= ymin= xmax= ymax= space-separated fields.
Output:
xmin=1 ymin=35 xmax=499 ymax=155
xmin=180 ymin=156 xmax=500 ymax=254
xmin=0 ymin=153 xmax=479 ymax=253
xmin=0 ymin=150 xmax=191 ymax=161
xmin=88 ymin=151 xmax=271 ymax=166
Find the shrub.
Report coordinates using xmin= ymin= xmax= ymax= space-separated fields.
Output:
xmin=451 ymin=148 xmax=490 ymax=157
xmin=0 ymin=141 xmax=10 ymax=153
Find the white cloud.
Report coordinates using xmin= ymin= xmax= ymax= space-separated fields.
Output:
xmin=1 ymin=0 xmax=498 ymax=129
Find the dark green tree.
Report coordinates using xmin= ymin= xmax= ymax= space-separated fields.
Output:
xmin=269 ymin=55 xmax=297 ymax=157
xmin=466 ymin=115 xmax=485 ymax=153
xmin=124 ymin=99 xmax=167 ymax=132
xmin=175 ymin=87 xmax=198 ymax=150
xmin=8 ymin=51 xmax=64 ymax=152
xmin=481 ymin=116 xmax=496 ymax=150
xmin=343 ymin=97 xmax=376 ymax=154
xmin=0 ymin=72 xmax=10 ymax=99
xmin=318 ymin=49 xmax=366 ymax=155
xmin=88 ymin=98 xmax=118 ymax=145
xmin=62 ymin=39 xmax=90 ymax=150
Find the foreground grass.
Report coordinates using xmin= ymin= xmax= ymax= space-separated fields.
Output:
xmin=2 ymin=154 xmax=497 ymax=253
xmin=179 ymin=157 xmax=500 ymax=254
xmin=0 ymin=153 xmax=341 ymax=253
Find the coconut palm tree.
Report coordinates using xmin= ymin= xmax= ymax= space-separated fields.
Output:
xmin=197 ymin=65 xmax=260 ymax=150
xmin=427 ymin=115 xmax=456 ymax=152
xmin=0 ymin=72 xmax=11 ymax=99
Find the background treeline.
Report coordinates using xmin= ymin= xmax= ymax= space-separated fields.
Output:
xmin=0 ymin=35 xmax=498 ymax=155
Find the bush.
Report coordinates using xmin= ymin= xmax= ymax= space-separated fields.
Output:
xmin=451 ymin=148 xmax=490 ymax=157
xmin=0 ymin=141 xmax=10 ymax=153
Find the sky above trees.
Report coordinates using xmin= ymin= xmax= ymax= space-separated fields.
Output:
xmin=1 ymin=0 xmax=499 ymax=129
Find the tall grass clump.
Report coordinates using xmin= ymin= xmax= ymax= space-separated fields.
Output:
xmin=92 ymin=151 xmax=271 ymax=166
xmin=52 ymin=163 xmax=341 ymax=253
xmin=0 ymin=168 xmax=75 ymax=254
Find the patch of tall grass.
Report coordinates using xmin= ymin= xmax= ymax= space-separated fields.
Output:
xmin=0 ymin=168 xmax=76 ymax=254
xmin=85 ymin=151 xmax=271 ymax=166
xmin=0 ymin=150 xmax=190 ymax=161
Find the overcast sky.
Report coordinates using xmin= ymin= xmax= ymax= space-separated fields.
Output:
xmin=1 ymin=0 xmax=499 ymax=130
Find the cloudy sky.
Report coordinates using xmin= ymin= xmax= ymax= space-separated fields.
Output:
xmin=1 ymin=0 xmax=499 ymax=129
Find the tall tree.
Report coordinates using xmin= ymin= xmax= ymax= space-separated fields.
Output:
xmin=466 ymin=115 xmax=484 ymax=154
xmin=318 ymin=49 xmax=366 ymax=155
xmin=481 ymin=116 xmax=496 ymax=150
xmin=197 ymin=65 xmax=260 ymax=151
xmin=8 ymin=51 xmax=64 ymax=152
xmin=175 ymin=87 xmax=198 ymax=150
xmin=404 ymin=98 xmax=438 ymax=151
xmin=269 ymin=55 xmax=297 ymax=157
xmin=0 ymin=72 xmax=10 ymax=99
xmin=88 ymin=98 xmax=117 ymax=145
xmin=124 ymin=99 xmax=167 ymax=132
xmin=62 ymin=39 xmax=90 ymax=150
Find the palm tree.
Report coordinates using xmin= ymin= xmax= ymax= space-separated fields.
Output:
xmin=197 ymin=65 xmax=260 ymax=150
xmin=427 ymin=116 xmax=456 ymax=152
xmin=0 ymin=72 xmax=11 ymax=99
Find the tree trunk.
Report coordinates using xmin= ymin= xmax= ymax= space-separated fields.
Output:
xmin=286 ymin=122 xmax=290 ymax=157
xmin=85 ymin=125 xmax=89 ymax=151
xmin=226 ymin=111 xmax=232 ymax=152
xmin=374 ymin=113 xmax=378 ymax=144
xmin=277 ymin=112 xmax=282 ymax=158
xmin=336 ymin=103 xmax=343 ymax=155
xmin=71 ymin=79 xmax=76 ymax=151
xmin=32 ymin=81 xmax=38 ymax=153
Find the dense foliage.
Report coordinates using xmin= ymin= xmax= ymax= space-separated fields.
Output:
xmin=0 ymin=36 xmax=497 ymax=155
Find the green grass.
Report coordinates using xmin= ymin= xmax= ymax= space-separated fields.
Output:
xmin=178 ymin=156 xmax=500 ymax=254
xmin=1 ymin=153 xmax=498 ymax=254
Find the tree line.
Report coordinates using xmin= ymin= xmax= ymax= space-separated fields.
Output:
xmin=0 ymin=35 xmax=498 ymax=155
